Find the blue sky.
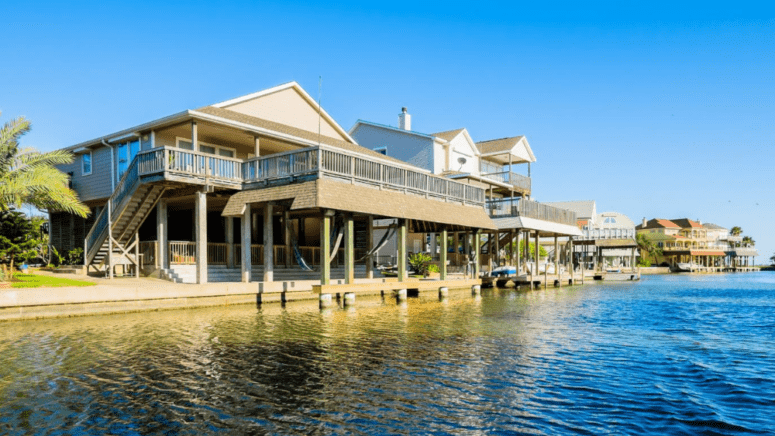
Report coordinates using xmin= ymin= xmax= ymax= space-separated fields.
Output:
xmin=2 ymin=1 xmax=774 ymax=262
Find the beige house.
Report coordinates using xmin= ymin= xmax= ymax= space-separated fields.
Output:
xmin=52 ymin=82 xmax=495 ymax=285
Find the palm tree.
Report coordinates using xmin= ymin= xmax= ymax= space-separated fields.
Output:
xmin=742 ymin=236 xmax=755 ymax=247
xmin=730 ymin=226 xmax=743 ymax=236
xmin=636 ymin=233 xmax=662 ymax=265
xmin=0 ymin=112 xmax=88 ymax=217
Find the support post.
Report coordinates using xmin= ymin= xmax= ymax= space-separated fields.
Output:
xmin=440 ymin=229 xmax=448 ymax=280
xmin=366 ymin=216 xmax=374 ymax=279
xmin=397 ymin=219 xmax=407 ymax=282
xmin=254 ymin=136 xmax=260 ymax=156
xmin=494 ymin=230 xmax=500 ymax=267
xmin=157 ymin=199 xmax=168 ymax=269
xmin=321 ymin=211 xmax=332 ymax=285
xmin=474 ymin=229 xmax=481 ymax=278
xmin=554 ymin=236 xmax=559 ymax=271
xmin=135 ymin=232 xmax=140 ymax=278
xmin=516 ymin=230 xmax=522 ymax=274
xmin=241 ymin=204 xmax=251 ymax=282
xmin=194 ymin=190 xmax=207 ymax=284
xmin=226 ymin=216 xmax=234 ymax=269
xmin=283 ymin=210 xmax=291 ymax=268
xmin=344 ymin=213 xmax=354 ymax=284
xmin=263 ymin=202 xmax=274 ymax=282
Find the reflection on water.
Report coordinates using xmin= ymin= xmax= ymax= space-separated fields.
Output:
xmin=1 ymin=274 xmax=774 ymax=435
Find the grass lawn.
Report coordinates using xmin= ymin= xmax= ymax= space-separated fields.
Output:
xmin=10 ymin=274 xmax=96 ymax=288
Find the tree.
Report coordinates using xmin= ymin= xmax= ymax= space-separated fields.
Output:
xmin=730 ymin=226 xmax=743 ymax=236
xmin=770 ymin=253 xmax=775 ymax=266
xmin=742 ymin=236 xmax=755 ymax=247
xmin=636 ymin=233 xmax=663 ymax=265
xmin=504 ymin=240 xmax=548 ymax=261
xmin=0 ymin=112 xmax=89 ymax=216
xmin=0 ymin=210 xmax=46 ymax=277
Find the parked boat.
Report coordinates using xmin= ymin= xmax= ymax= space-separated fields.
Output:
xmin=675 ymin=263 xmax=699 ymax=272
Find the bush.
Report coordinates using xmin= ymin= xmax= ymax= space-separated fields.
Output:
xmin=427 ymin=264 xmax=440 ymax=273
xmin=637 ymin=258 xmax=651 ymax=267
xmin=65 ymin=248 xmax=84 ymax=266
xmin=409 ymin=252 xmax=433 ymax=275
xmin=50 ymin=246 xmax=64 ymax=267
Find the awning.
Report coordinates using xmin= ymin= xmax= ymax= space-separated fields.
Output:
xmin=222 ymin=179 xmax=496 ymax=230
xmin=491 ymin=215 xmax=583 ymax=237
xmin=689 ymin=250 xmax=726 ymax=256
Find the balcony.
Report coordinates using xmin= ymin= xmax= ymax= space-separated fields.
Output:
xmin=578 ymin=228 xmax=635 ymax=240
xmin=486 ymin=198 xmax=577 ymax=226
xmin=481 ymin=171 xmax=531 ymax=193
xmin=135 ymin=145 xmax=486 ymax=206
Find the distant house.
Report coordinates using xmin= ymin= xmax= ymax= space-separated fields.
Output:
xmin=350 ymin=109 xmax=581 ymax=272
xmin=636 ymin=218 xmax=757 ymax=267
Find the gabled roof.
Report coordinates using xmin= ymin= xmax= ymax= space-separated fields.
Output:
xmin=637 ymin=218 xmax=680 ymax=230
xmin=543 ymin=200 xmax=596 ymax=220
xmin=349 ymin=120 xmax=437 ymax=140
xmin=670 ymin=218 xmax=703 ymax=229
xmin=702 ymin=223 xmax=727 ymax=230
xmin=431 ymin=128 xmax=465 ymax=141
xmin=212 ymin=81 xmax=357 ymax=144
xmin=195 ymin=106 xmax=418 ymax=168
xmin=476 ymin=136 xmax=536 ymax=164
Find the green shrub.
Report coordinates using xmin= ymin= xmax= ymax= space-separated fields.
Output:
xmin=409 ymin=252 xmax=433 ymax=275
xmin=427 ymin=264 xmax=440 ymax=273
xmin=637 ymin=258 xmax=651 ymax=267
xmin=65 ymin=248 xmax=84 ymax=265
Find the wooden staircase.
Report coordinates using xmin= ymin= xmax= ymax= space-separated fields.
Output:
xmin=85 ymin=156 xmax=165 ymax=277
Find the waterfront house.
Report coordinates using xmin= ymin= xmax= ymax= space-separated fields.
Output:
xmin=50 ymin=82 xmax=495 ymax=285
xmin=349 ymin=109 xmax=581 ymax=274
xmin=636 ymin=218 xmax=757 ymax=268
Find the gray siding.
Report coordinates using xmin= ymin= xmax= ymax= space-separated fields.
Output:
xmin=350 ymin=124 xmax=434 ymax=172
xmin=58 ymin=146 xmax=114 ymax=203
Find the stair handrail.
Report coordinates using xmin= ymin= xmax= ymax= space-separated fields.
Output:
xmin=84 ymin=153 xmax=143 ymax=263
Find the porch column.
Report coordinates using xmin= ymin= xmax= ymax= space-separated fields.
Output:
xmin=630 ymin=247 xmax=635 ymax=270
xmin=194 ymin=190 xmax=207 ymax=284
xmin=516 ymin=231 xmax=522 ymax=273
xmin=474 ymin=229 xmax=482 ymax=278
xmin=344 ymin=213 xmax=354 ymax=284
xmin=495 ymin=230 xmax=501 ymax=268
xmin=534 ymin=232 xmax=540 ymax=270
xmin=569 ymin=239 xmax=574 ymax=273
xmin=226 ymin=217 xmax=234 ymax=269
xmin=430 ymin=232 xmax=438 ymax=260
xmin=453 ymin=232 xmax=460 ymax=264
xmin=440 ymin=229 xmax=448 ymax=280
xmin=554 ymin=236 xmax=559 ymax=269
xmin=524 ymin=230 xmax=530 ymax=266
xmin=241 ymin=204 xmax=251 ymax=282
xmin=254 ymin=136 xmax=260 ymax=156
xmin=366 ymin=216 xmax=374 ymax=279
xmin=156 ymin=199 xmax=168 ymax=269
xmin=397 ymin=219 xmax=407 ymax=281
xmin=263 ymin=202 xmax=274 ymax=282
xmin=284 ymin=210 xmax=291 ymax=268
xmin=320 ymin=210 xmax=332 ymax=285
xmin=191 ymin=121 xmax=198 ymax=150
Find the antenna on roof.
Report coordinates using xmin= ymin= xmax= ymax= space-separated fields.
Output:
xmin=317 ymin=76 xmax=322 ymax=147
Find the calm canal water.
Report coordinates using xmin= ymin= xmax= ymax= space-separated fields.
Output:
xmin=1 ymin=274 xmax=774 ymax=435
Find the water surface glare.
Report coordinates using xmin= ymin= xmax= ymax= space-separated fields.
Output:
xmin=1 ymin=274 xmax=774 ymax=435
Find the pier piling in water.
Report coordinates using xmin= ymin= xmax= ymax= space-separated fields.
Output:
xmin=439 ymin=287 xmax=449 ymax=299
xmin=343 ymin=292 xmax=355 ymax=306
xmin=471 ymin=285 xmax=481 ymax=295
xmin=319 ymin=293 xmax=333 ymax=309
xmin=394 ymin=289 xmax=407 ymax=301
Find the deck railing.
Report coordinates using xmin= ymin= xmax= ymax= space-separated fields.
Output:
xmin=579 ymin=228 xmax=636 ymax=240
xmin=487 ymin=198 xmax=577 ymax=226
xmin=135 ymin=145 xmax=486 ymax=206
xmin=139 ymin=241 xmax=157 ymax=267
xmin=481 ymin=171 xmax=531 ymax=192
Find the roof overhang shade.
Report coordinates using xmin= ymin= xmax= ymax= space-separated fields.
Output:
xmin=477 ymin=137 xmax=536 ymax=165
xmin=689 ymin=250 xmax=726 ymax=256
xmin=222 ymin=179 xmax=496 ymax=230
xmin=490 ymin=216 xmax=583 ymax=237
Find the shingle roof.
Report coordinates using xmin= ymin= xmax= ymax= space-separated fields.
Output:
xmin=475 ymin=136 xmax=525 ymax=154
xmin=637 ymin=218 xmax=680 ymax=230
xmin=431 ymin=128 xmax=466 ymax=141
xmin=702 ymin=222 xmax=727 ymax=230
xmin=196 ymin=106 xmax=416 ymax=168
xmin=543 ymin=200 xmax=596 ymax=219
xmin=640 ymin=232 xmax=676 ymax=242
xmin=670 ymin=218 xmax=703 ymax=229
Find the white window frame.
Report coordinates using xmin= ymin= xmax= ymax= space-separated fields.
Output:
xmin=175 ymin=137 xmax=237 ymax=157
xmin=82 ymin=151 xmax=93 ymax=176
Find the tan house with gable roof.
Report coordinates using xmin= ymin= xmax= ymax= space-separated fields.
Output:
xmin=51 ymin=82 xmax=495 ymax=286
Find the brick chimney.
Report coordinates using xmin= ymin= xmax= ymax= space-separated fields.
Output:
xmin=398 ymin=107 xmax=411 ymax=130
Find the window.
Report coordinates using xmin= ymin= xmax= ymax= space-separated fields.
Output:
xmin=176 ymin=137 xmax=236 ymax=157
xmin=374 ymin=146 xmax=387 ymax=155
xmin=115 ymin=139 xmax=141 ymax=182
xmin=82 ymin=151 xmax=92 ymax=175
